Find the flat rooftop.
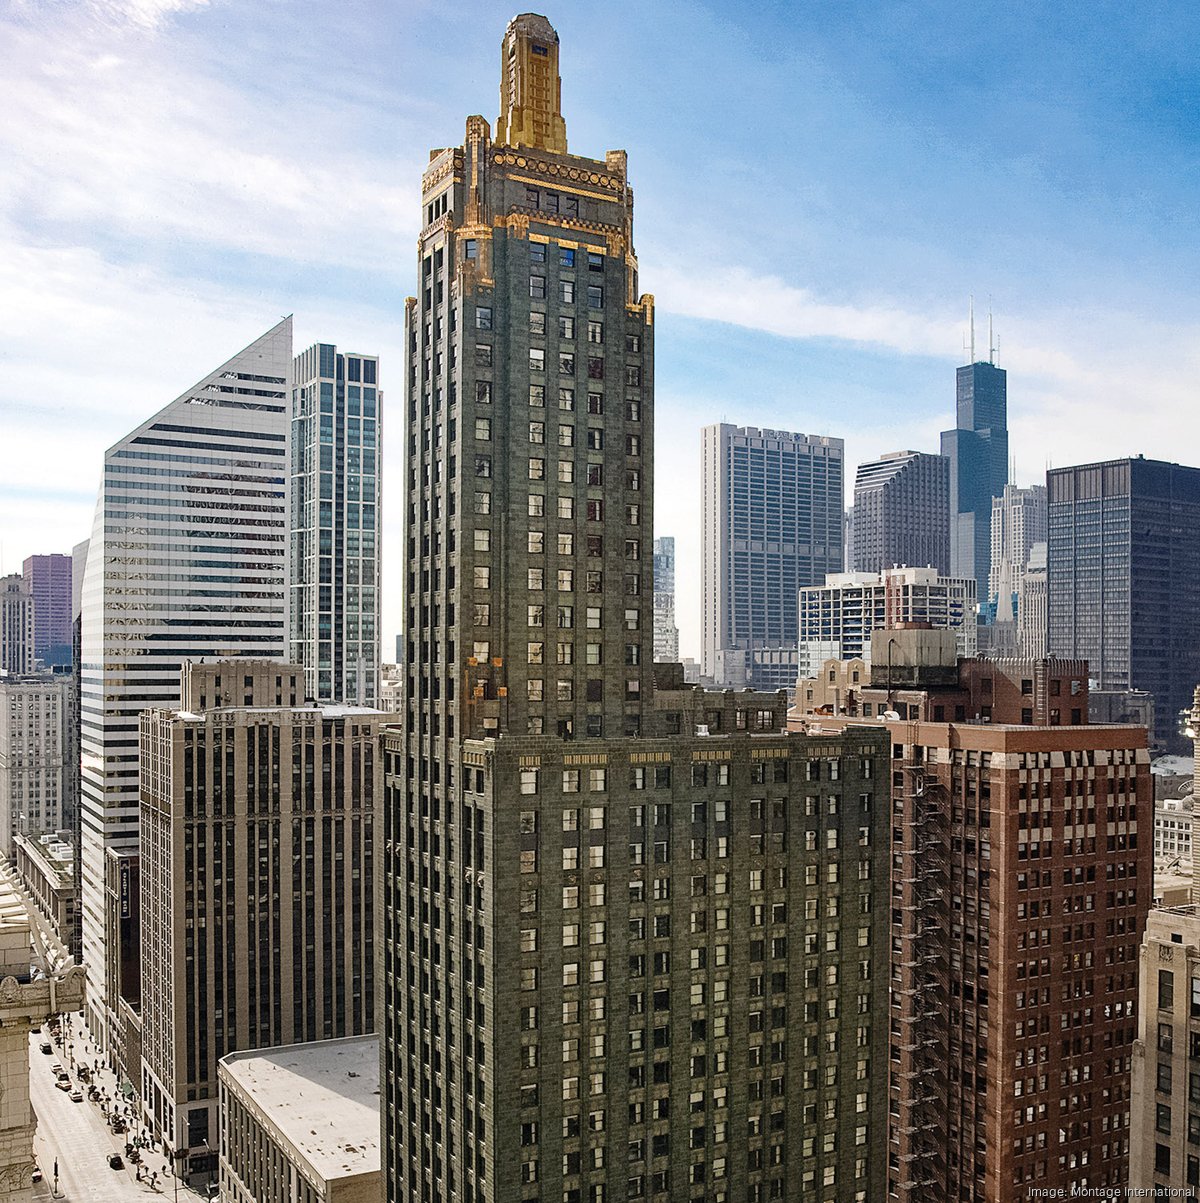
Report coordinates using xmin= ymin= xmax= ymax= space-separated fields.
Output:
xmin=220 ymin=1035 xmax=379 ymax=1183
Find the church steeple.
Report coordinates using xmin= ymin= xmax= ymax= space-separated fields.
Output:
xmin=497 ymin=13 xmax=568 ymax=154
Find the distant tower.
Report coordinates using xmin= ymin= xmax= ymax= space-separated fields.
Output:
xmin=652 ymin=536 xmax=680 ymax=662
xmin=852 ymin=450 xmax=950 ymax=575
xmin=22 ymin=554 xmax=73 ymax=668
xmin=941 ymin=318 xmax=1009 ymax=597
xmin=0 ymin=576 xmax=34 ymax=675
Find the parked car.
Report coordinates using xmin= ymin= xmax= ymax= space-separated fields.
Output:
xmin=31 ymin=1167 xmax=42 ymax=1184
xmin=49 ymin=1062 xmax=63 ymax=1075
xmin=108 ymin=1155 xmax=123 ymax=1171
xmin=55 ymin=1080 xmax=70 ymax=1092
xmin=70 ymin=1090 xmax=83 ymax=1103
xmin=39 ymin=1043 xmax=52 ymax=1055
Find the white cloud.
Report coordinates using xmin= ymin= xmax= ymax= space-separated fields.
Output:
xmin=88 ymin=0 xmax=211 ymax=28
xmin=0 ymin=13 xmax=420 ymax=272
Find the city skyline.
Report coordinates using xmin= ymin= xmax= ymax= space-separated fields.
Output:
xmin=2 ymin=0 xmax=1198 ymax=661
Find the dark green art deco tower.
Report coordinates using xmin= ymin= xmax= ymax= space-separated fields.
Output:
xmin=382 ymin=15 xmax=890 ymax=1203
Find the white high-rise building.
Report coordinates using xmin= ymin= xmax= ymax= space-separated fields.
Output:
xmin=988 ymin=482 xmax=1047 ymax=612
xmin=0 ymin=575 xmax=34 ymax=675
xmin=0 ymin=674 xmax=69 ymax=853
xmin=797 ymin=566 xmax=978 ymax=664
xmin=652 ymin=536 xmax=680 ymax=662
xmin=701 ymin=423 xmax=844 ymax=690
xmin=79 ymin=319 xmax=291 ymax=1050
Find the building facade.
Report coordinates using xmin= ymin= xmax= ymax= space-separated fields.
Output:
xmin=290 ymin=343 xmax=382 ymax=705
xmin=851 ymin=450 xmax=949 ymax=576
xmin=0 ymin=576 xmax=33 ymax=676
xmin=792 ymin=638 xmax=1153 ymax=1202
xmin=21 ymin=553 xmax=73 ymax=668
xmin=0 ymin=674 xmax=70 ymax=854
xmin=220 ymin=1036 xmax=380 ymax=1203
xmin=941 ymin=360 xmax=1008 ymax=598
xmin=382 ymin=16 xmax=889 ymax=1203
xmin=1016 ymin=541 xmax=1047 ymax=658
xmin=652 ymin=536 xmax=679 ymax=663
xmin=1129 ymin=906 xmax=1200 ymax=1194
xmin=702 ymin=423 xmax=844 ymax=689
xmin=987 ymin=484 xmax=1046 ymax=613
xmin=797 ymin=567 xmax=977 ymax=666
xmin=11 ymin=831 xmax=74 ymax=951
xmin=1154 ymin=796 xmax=1193 ymax=873
xmin=1047 ymin=457 xmax=1200 ymax=751
xmin=139 ymin=661 xmax=381 ymax=1176
xmin=79 ymin=319 xmax=291 ymax=1054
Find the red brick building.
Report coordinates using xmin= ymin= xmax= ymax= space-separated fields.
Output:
xmin=793 ymin=630 xmax=1152 ymax=1202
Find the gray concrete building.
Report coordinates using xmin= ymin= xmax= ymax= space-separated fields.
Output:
xmin=0 ymin=674 xmax=70 ymax=854
xmin=851 ymin=450 xmax=949 ymax=576
xmin=219 ymin=1036 xmax=380 ymax=1203
xmin=138 ymin=661 xmax=382 ymax=1182
xmin=382 ymin=16 xmax=889 ymax=1203
xmin=0 ymin=577 xmax=33 ymax=676
xmin=1130 ymin=906 xmax=1200 ymax=1193
xmin=10 ymin=832 xmax=74 ymax=952
xmin=290 ymin=343 xmax=382 ymax=705
xmin=21 ymin=554 xmax=72 ymax=669
xmin=652 ymin=536 xmax=679 ymax=664
xmin=987 ymin=483 xmax=1046 ymax=614
xmin=702 ymin=423 xmax=844 ymax=690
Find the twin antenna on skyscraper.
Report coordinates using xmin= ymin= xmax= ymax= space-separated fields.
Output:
xmin=964 ymin=295 xmax=998 ymax=365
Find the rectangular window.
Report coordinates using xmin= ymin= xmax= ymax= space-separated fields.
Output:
xmin=530 ymin=274 xmax=546 ymax=299
xmin=559 ymin=315 xmax=576 ymax=339
xmin=476 ymin=306 xmax=492 ymax=330
xmin=559 ymin=387 xmax=575 ymax=411
xmin=587 ymin=284 xmax=603 ymax=308
xmin=529 ymin=347 xmax=545 ymax=372
xmin=560 ymin=280 xmax=575 ymax=304
xmin=560 ymin=352 xmax=575 ymax=376
xmin=529 ymin=384 xmax=545 ymax=407
xmin=560 ymin=246 xmax=576 ymax=268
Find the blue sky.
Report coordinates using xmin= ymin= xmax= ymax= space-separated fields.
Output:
xmin=1 ymin=0 xmax=1198 ymax=658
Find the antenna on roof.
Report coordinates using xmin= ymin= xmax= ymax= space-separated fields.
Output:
xmin=988 ymin=300 xmax=995 ymax=365
xmin=969 ymin=295 xmax=976 ymax=364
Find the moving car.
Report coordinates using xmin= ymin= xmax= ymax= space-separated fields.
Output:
xmin=39 ymin=1043 xmax=52 ymax=1055
xmin=108 ymin=1155 xmax=123 ymax=1171
xmin=55 ymin=1079 xmax=70 ymax=1092
xmin=70 ymin=1090 xmax=83 ymax=1102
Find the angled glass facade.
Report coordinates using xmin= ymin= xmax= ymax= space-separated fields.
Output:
xmin=79 ymin=318 xmax=290 ymax=1050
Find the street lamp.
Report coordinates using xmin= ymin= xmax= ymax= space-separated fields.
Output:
xmin=51 ymin=1158 xmax=60 ymax=1199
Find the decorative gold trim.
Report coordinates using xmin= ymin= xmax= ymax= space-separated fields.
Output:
xmin=506 ymin=173 xmax=618 ymax=203
xmin=493 ymin=152 xmax=622 ymax=192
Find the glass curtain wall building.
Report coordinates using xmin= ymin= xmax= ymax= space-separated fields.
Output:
xmin=290 ymin=343 xmax=382 ymax=704
xmin=79 ymin=318 xmax=291 ymax=1050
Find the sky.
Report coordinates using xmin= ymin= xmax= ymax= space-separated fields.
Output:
xmin=2 ymin=0 xmax=1198 ymax=660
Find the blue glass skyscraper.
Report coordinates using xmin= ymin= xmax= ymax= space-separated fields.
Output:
xmin=941 ymin=359 xmax=1008 ymax=598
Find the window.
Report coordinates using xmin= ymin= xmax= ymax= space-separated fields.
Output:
xmin=474 ymin=566 xmax=490 ymax=588
xmin=560 ymin=246 xmax=576 ymax=268
xmin=560 ymin=352 xmax=576 ymax=376
xmin=528 ymin=530 xmax=544 ymax=554
xmin=529 ymin=348 xmax=545 ymax=372
xmin=560 ymin=280 xmax=575 ymax=304
xmin=476 ymin=306 xmax=493 ymax=330
xmin=520 ymin=769 xmax=539 ymax=794
xmin=559 ymin=315 xmax=576 ymax=339
xmin=559 ymin=387 xmax=576 ymax=411
xmin=476 ymin=380 xmax=492 ymax=404
xmin=559 ymin=424 xmax=575 ymax=447
xmin=587 ymin=357 xmax=605 ymax=380
xmin=529 ymin=457 xmax=545 ymax=480
xmin=528 ymin=493 xmax=544 ymax=517
xmin=588 ymin=252 xmax=604 ymax=272
xmin=529 ymin=384 xmax=545 ymax=407
xmin=559 ymin=496 xmax=575 ymax=519
xmin=1161 ymin=970 xmax=1176 ymax=1010
xmin=529 ymin=421 xmax=545 ymax=444
xmin=587 ymin=320 xmax=604 ymax=344
xmin=530 ymin=311 xmax=546 ymax=336
xmin=530 ymin=241 xmax=546 ymax=262
xmin=587 ymin=284 xmax=603 ymax=308
xmin=530 ymin=274 xmax=546 ymax=299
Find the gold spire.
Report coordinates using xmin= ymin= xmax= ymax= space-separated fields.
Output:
xmin=497 ymin=13 xmax=568 ymax=155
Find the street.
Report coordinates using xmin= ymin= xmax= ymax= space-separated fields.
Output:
xmin=28 ymin=1023 xmax=204 ymax=1203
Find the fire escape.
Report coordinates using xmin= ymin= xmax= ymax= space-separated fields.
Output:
xmin=892 ymin=734 xmax=950 ymax=1198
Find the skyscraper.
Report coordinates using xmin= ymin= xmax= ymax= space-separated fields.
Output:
xmin=987 ymin=482 xmax=1046 ymax=612
xmin=290 ymin=343 xmax=382 ymax=704
xmin=1047 ymin=457 xmax=1200 ymax=750
xmin=22 ymin=553 xmax=74 ymax=668
xmin=940 ymin=357 xmax=1008 ymax=597
xmin=0 ymin=673 xmax=69 ymax=851
xmin=0 ymin=575 xmax=34 ymax=675
xmin=701 ymin=423 xmax=844 ymax=689
xmin=851 ymin=450 xmax=949 ymax=575
xmin=382 ymin=17 xmax=889 ymax=1203
xmin=139 ymin=660 xmax=380 ymax=1176
xmin=79 ymin=319 xmax=290 ymax=1052
xmin=651 ymin=535 xmax=679 ymax=662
